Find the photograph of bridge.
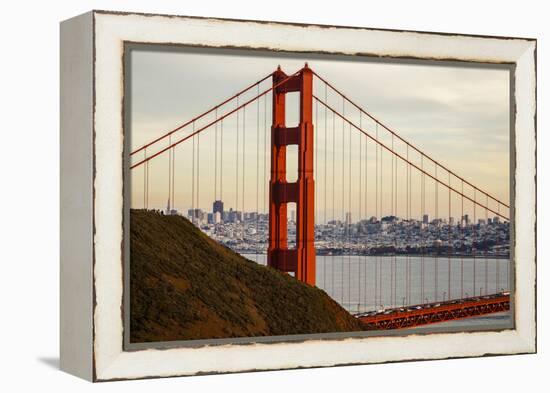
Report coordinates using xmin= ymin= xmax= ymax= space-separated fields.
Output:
xmin=126 ymin=46 xmax=511 ymax=344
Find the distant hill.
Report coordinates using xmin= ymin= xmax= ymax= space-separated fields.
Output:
xmin=130 ymin=209 xmax=363 ymax=343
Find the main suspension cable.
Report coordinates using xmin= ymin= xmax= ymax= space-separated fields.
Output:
xmin=311 ymin=71 xmax=508 ymax=211
xmin=131 ymin=72 xmax=274 ymax=157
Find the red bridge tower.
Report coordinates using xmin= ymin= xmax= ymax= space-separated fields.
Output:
xmin=268 ymin=65 xmax=316 ymax=286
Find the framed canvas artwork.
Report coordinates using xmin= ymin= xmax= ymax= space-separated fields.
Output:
xmin=60 ymin=10 xmax=536 ymax=381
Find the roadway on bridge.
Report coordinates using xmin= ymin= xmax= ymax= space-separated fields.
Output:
xmin=356 ymin=292 xmax=510 ymax=330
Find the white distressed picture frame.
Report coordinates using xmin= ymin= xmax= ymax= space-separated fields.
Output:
xmin=60 ymin=10 xmax=536 ymax=382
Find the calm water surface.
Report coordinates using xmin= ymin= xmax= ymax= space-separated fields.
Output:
xmin=241 ymin=254 xmax=512 ymax=328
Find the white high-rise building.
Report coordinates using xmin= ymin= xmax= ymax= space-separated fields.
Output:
xmin=345 ymin=212 xmax=352 ymax=225
xmin=165 ymin=198 xmax=177 ymax=215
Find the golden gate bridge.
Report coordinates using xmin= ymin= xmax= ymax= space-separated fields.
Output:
xmin=129 ymin=64 xmax=510 ymax=330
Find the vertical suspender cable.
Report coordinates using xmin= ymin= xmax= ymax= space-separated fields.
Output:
xmin=408 ymin=151 xmax=411 ymax=305
xmin=392 ymin=140 xmax=399 ymax=302
xmin=264 ymin=92 xmax=268 ymax=257
xmin=406 ymin=145 xmax=410 ymax=305
xmin=221 ymin=118 xmax=224 ymax=211
xmin=364 ymin=118 xmax=369 ymax=309
xmin=435 ymin=165 xmax=438 ymax=301
xmin=192 ymin=123 xmax=195 ymax=222
xmin=394 ymin=140 xmax=398 ymax=308
xmin=256 ymin=85 xmax=260 ymax=260
xmin=214 ymin=109 xmax=218 ymax=203
xmin=461 ymin=180 xmax=464 ymax=298
xmin=358 ymin=113 xmax=362 ymax=312
xmin=314 ymin=97 xmax=320 ymax=284
xmin=236 ymin=99 xmax=240 ymax=233
xmin=501 ymin=204 xmax=506 ymax=292
xmin=496 ymin=204 xmax=500 ymax=292
xmin=143 ymin=149 xmax=147 ymax=209
xmin=332 ymin=110 xmax=336 ymax=296
xmin=197 ymin=120 xmax=201 ymax=223
xmin=391 ymin=135 xmax=394 ymax=307
xmin=341 ymin=96 xmax=345 ymax=307
xmin=168 ymin=135 xmax=172 ymax=212
xmin=169 ymin=134 xmax=175 ymax=212
xmin=172 ymin=137 xmax=176 ymax=211
xmin=394 ymin=137 xmax=398 ymax=306
xmin=262 ymin=91 xmax=268 ymax=214
xmin=420 ymin=155 xmax=426 ymax=303
xmin=380 ymin=134 xmax=383 ymax=308
xmin=241 ymin=106 xmax=246 ymax=241
xmin=505 ymin=206 xmax=509 ymax=291
xmin=483 ymin=194 xmax=489 ymax=294
xmin=324 ymin=84 xmax=328 ymax=291
xmin=374 ymin=122 xmax=379 ymax=309
xmin=473 ymin=189 xmax=477 ymax=295
xmin=348 ymin=122 xmax=352 ymax=308
xmin=315 ymin=94 xmax=319 ymax=226
xmin=448 ymin=171 xmax=451 ymax=300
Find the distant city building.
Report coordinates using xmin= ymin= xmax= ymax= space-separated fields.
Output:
xmin=493 ymin=216 xmax=500 ymax=224
xmin=462 ymin=214 xmax=470 ymax=226
xmin=214 ymin=211 xmax=222 ymax=224
xmin=345 ymin=212 xmax=352 ymax=225
xmin=164 ymin=199 xmax=178 ymax=215
xmin=487 ymin=217 xmax=493 ymax=225
xmin=423 ymin=214 xmax=429 ymax=224
xmin=449 ymin=217 xmax=455 ymax=226
xmin=213 ymin=200 xmax=224 ymax=216
xmin=433 ymin=239 xmax=443 ymax=247
xmin=478 ymin=219 xmax=486 ymax=226
xmin=188 ymin=208 xmax=204 ymax=224
xmin=227 ymin=209 xmax=237 ymax=223
xmin=227 ymin=209 xmax=243 ymax=223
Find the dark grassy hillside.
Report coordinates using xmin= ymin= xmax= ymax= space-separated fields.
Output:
xmin=130 ymin=209 xmax=363 ymax=343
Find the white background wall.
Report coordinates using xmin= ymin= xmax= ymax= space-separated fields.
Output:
xmin=0 ymin=0 xmax=546 ymax=391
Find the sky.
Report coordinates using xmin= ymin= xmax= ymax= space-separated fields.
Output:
xmin=128 ymin=45 xmax=510 ymax=223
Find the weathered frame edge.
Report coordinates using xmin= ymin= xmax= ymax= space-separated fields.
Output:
xmin=59 ymin=11 xmax=95 ymax=382
xmin=89 ymin=10 xmax=537 ymax=382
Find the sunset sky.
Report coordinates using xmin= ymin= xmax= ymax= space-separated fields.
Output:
xmin=128 ymin=46 xmax=510 ymax=222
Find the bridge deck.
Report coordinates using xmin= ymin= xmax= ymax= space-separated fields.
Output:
xmin=357 ymin=293 xmax=510 ymax=330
